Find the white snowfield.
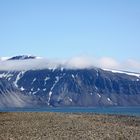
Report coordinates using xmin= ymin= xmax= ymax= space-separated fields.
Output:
xmin=103 ymin=68 xmax=140 ymax=78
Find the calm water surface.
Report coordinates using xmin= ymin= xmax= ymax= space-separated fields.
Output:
xmin=0 ymin=107 xmax=140 ymax=116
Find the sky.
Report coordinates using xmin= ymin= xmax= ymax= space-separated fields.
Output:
xmin=0 ymin=0 xmax=140 ymax=71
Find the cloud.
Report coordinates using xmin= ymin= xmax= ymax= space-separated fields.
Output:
xmin=97 ymin=57 xmax=120 ymax=69
xmin=97 ymin=57 xmax=140 ymax=72
xmin=0 ymin=56 xmax=140 ymax=72
xmin=123 ymin=59 xmax=140 ymax=72
xmin=65 ymin=56 xmax=94 ymax=69
xmin=0 ymin=56 xmax=95 ymax=71
xmin=0 ymin=58 xmax=60 ymax=71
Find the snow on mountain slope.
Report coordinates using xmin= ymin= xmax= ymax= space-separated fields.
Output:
xmin=103 ymin=68 xmax=140 ymax=78
xmin=0 ymin=55 xmax=140 ymax=107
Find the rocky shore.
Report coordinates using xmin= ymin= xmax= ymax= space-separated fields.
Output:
xmin=0 ymin=112 xmax=140 ymax=140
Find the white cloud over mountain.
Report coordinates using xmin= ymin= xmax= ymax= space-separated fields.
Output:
xmin=0 ymin=55 xmax=140 ymax=73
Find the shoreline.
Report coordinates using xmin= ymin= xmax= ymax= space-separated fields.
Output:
xmin=0 ymin=106 xmax=140 ymax=117
xmin=0 ymin=112 xmax=140 ymax=140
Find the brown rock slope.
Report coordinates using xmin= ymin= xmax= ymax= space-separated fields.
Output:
xmin=0 ymin=113 xmax=140 ymax=140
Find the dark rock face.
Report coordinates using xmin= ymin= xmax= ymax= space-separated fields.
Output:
xmin=0 ymin=68 xmax=140 ymax=107
xmin=0 ymin=78 xmax=35 ymax=107
xmin=0 ymin=78 xmax=16 ymax=94
xmin=8 ymin=55 xmax=36 ymax=60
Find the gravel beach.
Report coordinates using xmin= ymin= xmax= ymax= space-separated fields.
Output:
xmin=0 ymin=112 xmax=140 ymax=140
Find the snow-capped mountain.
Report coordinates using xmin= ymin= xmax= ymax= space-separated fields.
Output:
xmin=0 ymin=55 xmax=140 ymax=107
xmin=0 ymin=55 xmax=41 ymax=61
xmin=8 ymin=55 xmax=36 ymax=60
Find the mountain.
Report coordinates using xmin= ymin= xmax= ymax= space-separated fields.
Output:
xmin=0 ymin=55 xmax=140 ymax=107
xmin=8 ymin=55 xmax=36 ymax=60
xmin=0 ymin=55 xmax=41 ymax=61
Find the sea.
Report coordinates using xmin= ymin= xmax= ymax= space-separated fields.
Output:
xmin=0 ymin=106 xmax=140 ymax=116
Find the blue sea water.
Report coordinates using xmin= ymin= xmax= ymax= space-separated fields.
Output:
xmin=0 ymin=107 xmax=140 ymax=116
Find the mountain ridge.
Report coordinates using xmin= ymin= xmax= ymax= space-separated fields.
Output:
xmin=0 ymin=55 xmax=140 ymax=107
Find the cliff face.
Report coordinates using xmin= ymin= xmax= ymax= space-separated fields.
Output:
xmin=0 ymin=78 xmax=34 ymax=107
xmin=0 ymin=78 xmax=15 ymax=94
xmin=0 ymin=68 xmax=140 ymax=107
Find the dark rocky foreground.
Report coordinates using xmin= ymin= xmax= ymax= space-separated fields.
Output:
xmin=0 ymin=113 xmax=140 ymax=140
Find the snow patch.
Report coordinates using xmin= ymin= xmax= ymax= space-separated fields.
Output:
xmin=0 ymin=72 xmax=13 ymax=79
xmin=103 ymin=69 xmax=140 ymax=77
xmin=48 ymin=91 xmax=52 ymax=105
xmin=95 ymin=86 xmax=98 ymax=90
xmin=61 ymin=67 xmax=64 ymax=71
xmin=71 ymin=74 xmax=75 ymax=79
xmin=97 ymin=93 xmax=101 ymax=98
xmin=20 ymin=87 xmax=25 ymax=91
xmin=68 ymin=97 xmax=73 ymax=102
xmin=32 ymin=91 xmax=37 ymax=95
xmin=44 ymin=77 xmax=50 ymax=85
xmin=45 ymin=77 xmax=50 ymax=81
xmin=14 ymin=71 xmax=26 ymax=88
xmin=107 ymin=98 xmax=111 ymax=102
xmin=43 ymin=88 xmax=46 ymax=91
xmin=48 ymin=76 xmax=60 ymax=105
xmin=31 ymin=88 xmax=34 ymax=91
xmin=31 ymin=78 xmax=36 ymax=84
xmin=8 ymin=77 xmax=11 ymax=81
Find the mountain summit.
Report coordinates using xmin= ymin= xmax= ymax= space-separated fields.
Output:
xmin=8 ymin=55 xmax=36 ymax=60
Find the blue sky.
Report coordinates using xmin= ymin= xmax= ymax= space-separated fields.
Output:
xmin=0 ymin=0 xmax=140 ymax=61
